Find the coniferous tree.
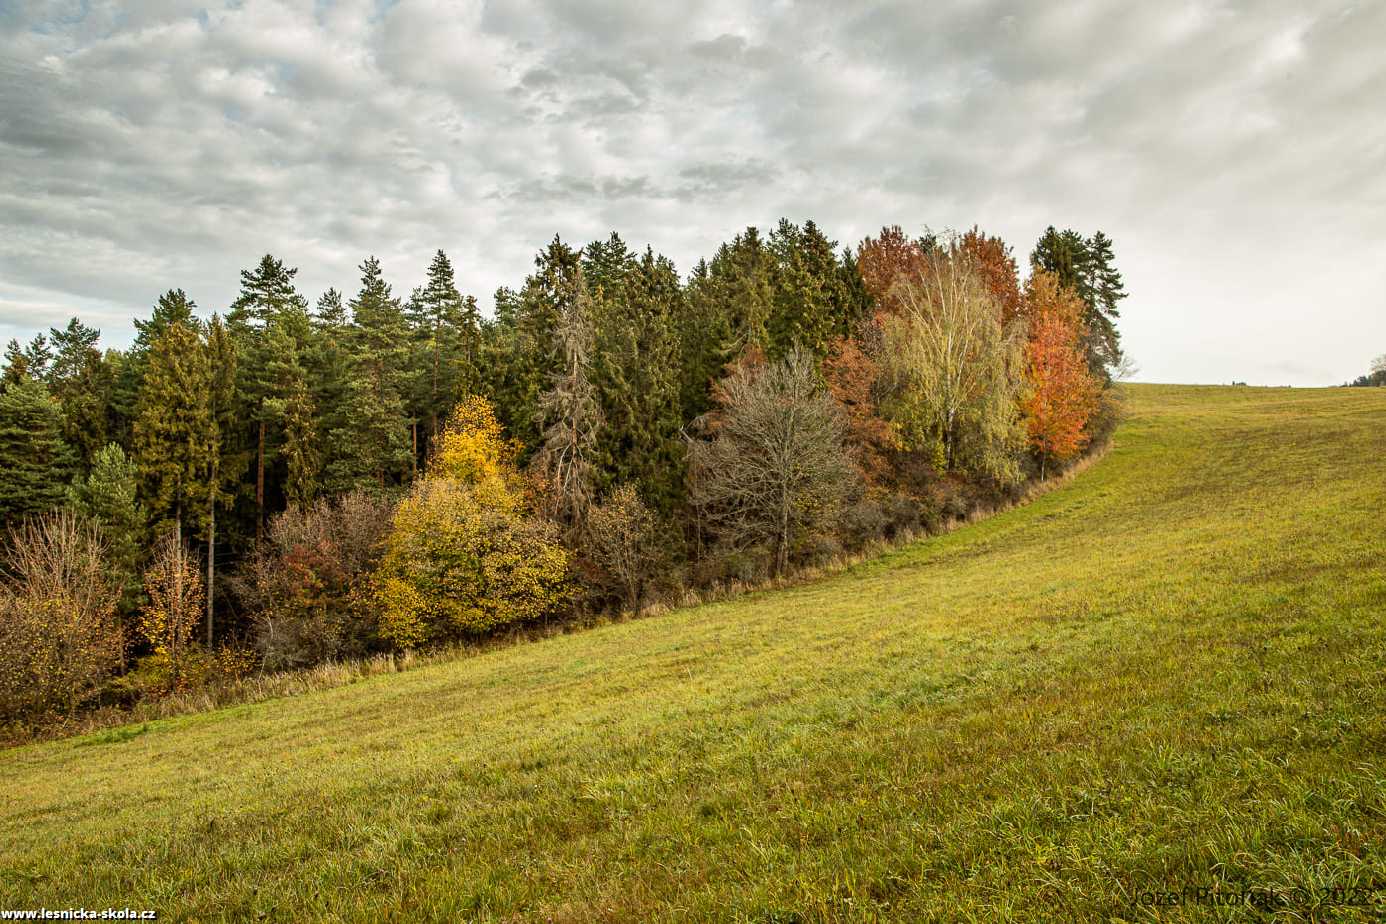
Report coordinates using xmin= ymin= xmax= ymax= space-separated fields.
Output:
xmin=1030 ymin=227 xmax=1126 ymax=378
xmin=228 ymin=255 xmax=309 ymax=540
xmin=2 ymin=335 xmax=53 ymax=387
xmin=2 ymin=339 xmax=29 ymax=388
xmin=132 ymin=319 xmax=215 ymax=545
xmin=766 ymin=218 xmax=852 ymax=361
xmin=308 ymin=288 xmax=357 ymax=494
xmin=534 ymin=268 xmax=602 ymax=534
xmin=489 ymin=238 xmax=582 ymax=453
xmin=113 ymin=289 xmax=199 ymax=451
xmin=47 ymin=318 xmax=112 ymax=470
xmin=264 ymin=321 xmax=320 ymax=507
xmin=588 ymin=243 xmax=686 ymax=513
xmin=0 ymin=377 xmax=77 ymax=528
xmin=406 ymin=249 xmax=481 ymax=455
xmin=67 ymin=442 xmax=144 ymax=620
xmin=204 ymin=316 xmax=240 ymax=643
xmin=328 ymin=257 xmax=411 ymax=489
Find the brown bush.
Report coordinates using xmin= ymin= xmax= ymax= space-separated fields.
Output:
xmin=234 ymin=489 xmax=393 ymax=671
xmin=0 ymin=511 xmax=123 ymax=720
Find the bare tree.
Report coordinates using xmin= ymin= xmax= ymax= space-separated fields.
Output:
xmin=586 ymin=483 xmax=660 ymax=610
xmin=0 ymin=511 xmax=123 ymax=719
xmin=689 ymin=347 xmax=857 ymax=576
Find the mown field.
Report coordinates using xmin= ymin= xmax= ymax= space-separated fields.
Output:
xmin=3 ymin=383 xmax=1385 ymax=922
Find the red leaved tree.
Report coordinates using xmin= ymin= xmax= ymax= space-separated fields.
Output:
xmin=960 ymin=226 xmax=1023 ymax=326
xmin=856 ymin=226 xmax=927 ymax=315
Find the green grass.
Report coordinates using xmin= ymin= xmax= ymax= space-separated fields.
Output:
xmin=3 ymin=383 xmax=1385 ymax=922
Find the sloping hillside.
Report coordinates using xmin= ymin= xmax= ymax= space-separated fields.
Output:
xmin=3 ymin=384 xmax=1385 ymax=921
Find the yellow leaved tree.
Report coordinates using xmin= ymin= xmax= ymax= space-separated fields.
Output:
xmin=373 ymin=396 xmax=570 ymax=648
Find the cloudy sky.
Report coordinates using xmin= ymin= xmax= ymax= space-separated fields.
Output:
xmin=1 ymin=1 xmax=1382 ymax=385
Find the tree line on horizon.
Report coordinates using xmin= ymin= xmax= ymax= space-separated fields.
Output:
xmin=1345 ymin=354 xmax=1386 ymax=387
xmin=0 ymin=219 xmax=1127 ymax=727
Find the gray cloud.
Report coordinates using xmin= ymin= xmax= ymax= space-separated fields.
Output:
xmin=1 ymin=0 xmax=1383 ymax=384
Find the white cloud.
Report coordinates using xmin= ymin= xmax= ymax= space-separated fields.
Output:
xmin=0 ymin=0 xmax=1382 ymax=383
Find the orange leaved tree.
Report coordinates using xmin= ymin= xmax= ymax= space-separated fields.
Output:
xmin=1021 ymin=269 xmax=1100 ymax=476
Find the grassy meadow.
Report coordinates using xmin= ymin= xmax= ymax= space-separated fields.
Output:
xmin=2 ymin=383 xmax=1385 ymax=921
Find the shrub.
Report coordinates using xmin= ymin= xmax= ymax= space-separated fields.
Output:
xmin=0 ymin=512 xmax=123 ymax=720
xmin=138 ymin=532 xmax=204 ymax=693
xmin=585 ymin=483 xmax=662 ymax=611
xmin=235 ymin=489 xmax=392 ymax=671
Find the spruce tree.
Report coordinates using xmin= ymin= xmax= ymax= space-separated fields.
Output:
xmin=113 ymin=289 xmax=199 ymax=450
xmin=590 ymin=244 xmax=687 ymax=514
xmin=766 ymin=218 xmax=851 ymax=360
xmin=132 ymin=319 xmax=215 ymax=545
xmin=0 ymin=377 xmax=77 ymax=528
xmin=308 ymin=288 xmax=356 ymax=494
xmin=327 ymin=257 xmax=411 ymax=489
xmin=406 ymin=249 xmax=481 ymax=454
xmin=263 ymin=321 xmax=320 ymax=507
xmin=204 ymin=316 xmax=241 ymax=643
xmin=68 ymin=442 xmax=144 ymax=619
xmin=47 ymin=318 xmax=111 ymax=470
xmin=489 ymin=238 xmax=581 ymax=454
xmin=534 ymin=268 xmax=602 ymax=534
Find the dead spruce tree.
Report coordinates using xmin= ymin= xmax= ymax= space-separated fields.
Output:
xmin=533 ymin=269 xmax=603 ymax=538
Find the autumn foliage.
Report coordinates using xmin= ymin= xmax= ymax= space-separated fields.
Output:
xmin=960 ymin=227 xmax=1023 ymax=326
xmin=1020 ymin=269 xmax=1101 ymax=470
xmin=0 ymin=512 xmax=123 ymax=720
xmin=823 ymin=335 xmax=896 ymax=487
xmin=856 ymin=226 xmax=928 ymax=315
xmin=373 ymin=397 xmax=570 ymax=648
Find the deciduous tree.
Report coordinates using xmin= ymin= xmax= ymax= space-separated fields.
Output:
xmin=689 ymin=347 xmax=857 ymax=576
xmin=1021 ymin=269 xmax=1100 ymax=475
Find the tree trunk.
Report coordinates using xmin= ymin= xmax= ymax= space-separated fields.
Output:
xmin=411 ymin=422 xmax=418 ymax=477
xmin=255 ymin=419 xmax=266 ymax=543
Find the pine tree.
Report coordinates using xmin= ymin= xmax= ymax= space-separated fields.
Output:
xmin=1030 ymin=227 xmax=1126 ymax=378
xmin=0 ymin=377 xmax=77 ymax=528
xmin=228 ymin=255 xmax=309 ymax=540
xmin=2 ymin=339 xmax=30 ymax=387
xmin=23 ymin=334 xmax=53 ymax=381
xmin=2 ymin=334 xmax=52 ymax=388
